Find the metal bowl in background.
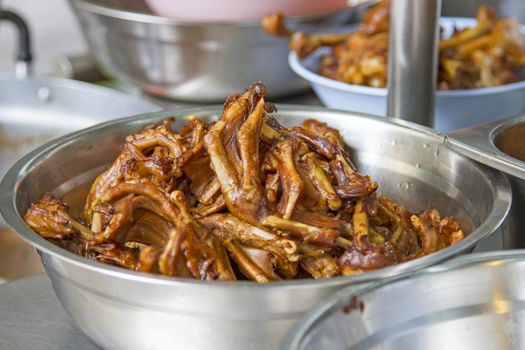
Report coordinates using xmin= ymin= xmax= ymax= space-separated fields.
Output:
xmin=0 ymin=106 xmax=511 ymax=350
xmin=288 ymin=17 xmax=525 ymax=132
xmin=447 ymin=115 xmax=525 ymax=250
xmin=0 ymin=75 xmax=162 ymax=281
xmin=69 ymin=0 xmax=357 ymax=102
xmin=0 ymin=75 xmax=161 ymax=179
xmin=284 ymin=250 xmax=525 ymax=350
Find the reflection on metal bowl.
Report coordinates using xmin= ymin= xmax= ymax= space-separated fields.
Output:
xmin=0 ymin=75 xmax=161 ymax=183
xmin=448 ymin=115 xmax=525 ymax=250
xmin=284 ymin=250 xmax=525 ymax=350
xmin=69 ymin=0 xmax=357 ymax=102
xmin=0 ymin=107 xmax=510 ymax=350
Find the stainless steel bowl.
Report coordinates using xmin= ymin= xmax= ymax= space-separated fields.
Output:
xmin=284 ymin=250 xmax=525 ymax=350
xmin=447 ymin=115 xmax=525 ymax=249
xmin=0 ymin=107 xmax=511 ymax=350
xmin=69 ymin=0 xmax=356 ymax=102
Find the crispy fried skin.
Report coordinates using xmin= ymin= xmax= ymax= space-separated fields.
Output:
xmin=25 ymin=193 xmax=93 ymax=241
xmin=204 ymin=87 xmax=268 ymax=226
xmin=271 ymin=141 xmax=304 ymax=219
xmin=24 ymin=83 xmax=465 ymax=282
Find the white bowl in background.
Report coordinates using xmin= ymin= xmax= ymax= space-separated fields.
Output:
xmin=289 ymin=17 xmax=525 ymax=132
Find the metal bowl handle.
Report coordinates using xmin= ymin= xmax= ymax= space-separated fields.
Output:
xmin=0 ymin=9 xmax=33 ymax=78
xmin=446 ymin=116 xmax=525 ymax=180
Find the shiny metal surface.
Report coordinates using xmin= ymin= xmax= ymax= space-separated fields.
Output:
xmin=69 ymin=0 xmax=355 ymax=102
xmin=387 ymin=0 xmax=440 ymax=126
xmin=447 ymin=115 xmax=525 ymax=249
xmin=0 ymin=275 xmax=97 ymax=349
xmin=0 ymin=107 xmax=511 ymax=350
xmin=0 ymin=74 xmax=161 ymax=190
xmin=446 ymin=116 xmax=525 ymax=180
xmin=284 ymin=250 xmax=525 ymax=350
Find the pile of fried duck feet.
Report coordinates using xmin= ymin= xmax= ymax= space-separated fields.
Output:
xmin=25 ymin=83 xmax=464 ymax=282
xmin=263 ymin=1 xmax=525 ymax=90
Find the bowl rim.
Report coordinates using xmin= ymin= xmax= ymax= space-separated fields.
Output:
xmin=282 ymin=249 xmax=525 ymax=349
xmin=289 ymin=16 xmax=525 ymax=98
xmin=491 ymin=116 xmax=525 ymax=168
xmin=0 ymin=74 xmax=163 ymax=113
xmin=0 ymin=105 xmax=512 ymax=290
xmin=70 ymin=0 xmax=349 ymax=27
xmin=446 ymin=114 xmax=525 ymax=180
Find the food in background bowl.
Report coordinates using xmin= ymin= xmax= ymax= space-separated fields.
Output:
xmin=24 ymin=83 xmax=464 ymax=282
xmin=145 ymin=0 xmax=348 ymax=22
xmin=280 ymin=4 xmax=525 ymax=131
xmin=267 ymin=1 xmax=525 ymax=90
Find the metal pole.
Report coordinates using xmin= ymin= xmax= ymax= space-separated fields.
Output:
xmin=387 ymin=0 xmax=441 ymax=127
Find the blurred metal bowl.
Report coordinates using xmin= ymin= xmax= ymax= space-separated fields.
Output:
xmin=288 ymin=17 xmax=525 ymax=132
xmin=447 ymin=115 xmax=525 ymax=249
xmin=0 ymin=106 xmax=511 ymax=350
xmin=284 ymin=250 xmax=525 ymax=350
xmin=69 ymin=0 xmax=356 ymax=102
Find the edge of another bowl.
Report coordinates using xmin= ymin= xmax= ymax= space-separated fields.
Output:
xmin=282 ymin=249 xmax=525 ymax=350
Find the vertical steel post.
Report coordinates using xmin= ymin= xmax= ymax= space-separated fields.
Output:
xmin=387 ymin=0 xmax=441 ymax=126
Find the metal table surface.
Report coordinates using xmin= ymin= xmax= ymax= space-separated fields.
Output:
xmin=0 ymin=275 xmax=98 ymax=349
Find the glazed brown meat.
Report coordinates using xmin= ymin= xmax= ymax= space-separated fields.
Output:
xmin=24 ymin=83 xmax=464 ymax=282
xmin=264 ymin=2 xmax=525 ymax=90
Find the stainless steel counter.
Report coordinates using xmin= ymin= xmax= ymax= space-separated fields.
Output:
xmin=0 ymin=275 xmax=97 ymax=349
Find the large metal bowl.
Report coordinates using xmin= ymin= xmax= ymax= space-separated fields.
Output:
xmin=0 ymin=107 xmax=511 ymax=350
xmin=69 ymin=0 xmax=355 ymax=102
xmin=284 ymin=250 xmax=525 ymax=350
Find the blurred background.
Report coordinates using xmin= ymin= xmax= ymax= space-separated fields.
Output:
xmin=0 ymin=0 xmax=87 ymax=74
xmin=1 ymin=0 xmax=524 ymax=76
